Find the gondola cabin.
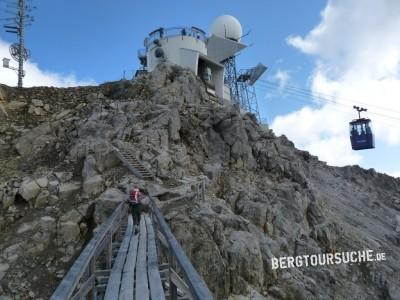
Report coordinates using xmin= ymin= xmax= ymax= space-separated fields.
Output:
xmin=349 ymin=118 xmax=375 ymax=150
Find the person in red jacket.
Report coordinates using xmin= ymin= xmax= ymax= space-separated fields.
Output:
xmin=127 ymin=187 xmax=143 ymax=231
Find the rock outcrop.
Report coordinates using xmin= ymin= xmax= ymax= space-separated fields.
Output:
xmin=0 ymin=65 xmax=399 ymax=299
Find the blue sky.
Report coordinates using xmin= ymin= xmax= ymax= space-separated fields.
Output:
xmin=1 ymin=0 xmax=324 ymax=83
xmin=1 ymin=0 xmax=399 ymax=176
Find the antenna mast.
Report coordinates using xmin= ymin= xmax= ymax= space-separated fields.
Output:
xmin=2 ymin=0 xmax=35 ymax=88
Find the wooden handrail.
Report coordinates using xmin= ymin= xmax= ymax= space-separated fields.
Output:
xmin=148 ymin=195 xmax=214 ymax=300
xmin=50 ymin=203 xmax=126 ymax=300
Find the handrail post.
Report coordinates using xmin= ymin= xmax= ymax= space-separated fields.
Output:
xmin=169 ymin=252 xmax=178 ymax=300
xmin=105 ymin=232 xmax=112 ymax=269
xmin=88 ymin=258 xmax=97 ymax=300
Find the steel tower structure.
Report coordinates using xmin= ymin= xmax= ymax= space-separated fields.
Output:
xmin=2 ymin=0 xmax=34 ymax=88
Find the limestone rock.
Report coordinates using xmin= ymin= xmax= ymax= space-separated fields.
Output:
xmin=82 ymin=155 xmax=99 ymax=179
xmin=31 ymin=99 xmax=44 ymax=107
xmin=58 ymin=221 xmax=80 ymax=244
xmin=225 ymin=231 xmax=264 ymax=294
xmin=14 ymin=122 xmax=55 ymax=157
xmin=7 ymin=100 xmax=27 ymax=110
xmin=55 ymin=109 xmax=71 ymax=120
xmin=0 ymin=103 xmax=8 ymax=120
xmin=18 ymin=178 xmax=40 ymax=203
xmin=94 ymin=188 xmax=126 ymax=224
xmin=39 ymin=216 xmax=56 ymax=234
xmin=35 ymin=177 xmax=48 ymax=188
xmin=48 ymin=180 xmax=59 ymax=195
xmin=58 ymin=182 xmax=81 ymax=200
xmin=83 ymin=175 xmax=104 ymax=197
xmin=35 ymin=190 xmax=49 ymax=208
xmin=55 ymin=172 xmax=73 ymax=183
xmin=168 ymin=108 xmax=181 ymax=141
xmin=17 ymin=220 xmax=38 ymax=234
xmin=0 ymin=263 xmax=9 ymax=281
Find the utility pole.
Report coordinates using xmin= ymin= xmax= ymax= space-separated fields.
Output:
xmin=17 ymin=0 xmax=25 ymax=88
xmin=2 ymin=0 xmax=35 ymax=88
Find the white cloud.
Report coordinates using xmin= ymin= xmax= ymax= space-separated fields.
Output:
xmin=274 ymin=69 xmax=290 ymax=89
xmin=389 ymin=171 xmax=400 ymax=178
xmin=272 ymin=0 xmax=400 ymax=166
xmin=0 ymin=39 xmax=96 ymax=87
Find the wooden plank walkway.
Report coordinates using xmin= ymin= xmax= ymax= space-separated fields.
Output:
xmin=104 ymin=213 xmax=165 ymax=300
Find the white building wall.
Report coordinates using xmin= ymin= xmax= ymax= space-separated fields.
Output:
xmin=147 ymin=35 xmax=207 ymax=72
xmin=179 ymin=49 xmax=200 ymax=73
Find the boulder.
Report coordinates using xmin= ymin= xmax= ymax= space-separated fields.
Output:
xmin=31 ymin=99 xmax=44 ymax=107
xmin=33 ymin=107 xmax=45 ymax=116
xmin=60 ymin=209 xmax=83 ymax=224
xmin=48 ymin=180 xmax=59 ymax=194
xmin=82 ymin=155 xmax=99 ymax=179
xmin=0 ymin=189 xmax=16 ymax=209
xmin=14 ymin=122 xmax=55 ymax=157
xmin=94 ymin=188 xmax=126 ymax=224
xmin=17 ymin=220 xmax=39 ymax=234
xmin=146 ymin=183 xmax=169 ymax=197
xmin=39 ymin=216 xmax=56 ymax=234
xmin=55 ymin=172 xmax=73 ymax=183
xmin=35 ymin=177 xmax=48 ymax=188
xmin=18 ymin=178 xmax=40 ymax=203
xmin=55 ymin=109 xmax=72 ymax=120
xmin=7 ymin=100 xmax=27 ymax=110
xmin=58 ymin=221 xmax=80 ymax=244
xmin=2 ymin=243 xmax=21 ymax=262
xmin=83 ymin=175 xmax=104 ymax=197
xmin=0 ymin=263 xmax=10 ymax=281
xmin=35 ymin=190 xmax=50 ymax=208
xmin=58 ymin=182 xmax=81 ymax=200
xmin=154 ymin=151 xmax=173 ymax=172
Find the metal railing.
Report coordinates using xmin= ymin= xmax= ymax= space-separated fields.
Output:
xmin=50 ymin=203 xmax=127 ymax=300
xmin=145 ymin=26 xmax=207 ymax=50
xmin=148 ymin=194 xmax=213 ymax=300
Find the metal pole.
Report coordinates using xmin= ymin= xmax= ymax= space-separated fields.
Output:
xmin=17 ymin=0 xmax=25 ymax=88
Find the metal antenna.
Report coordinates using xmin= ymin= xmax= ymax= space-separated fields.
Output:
xmin=2 ymin=0 xmax=35 ymax=88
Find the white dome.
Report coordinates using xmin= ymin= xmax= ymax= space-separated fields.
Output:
xmin=210 ymin=15 xmax=243 ymax=42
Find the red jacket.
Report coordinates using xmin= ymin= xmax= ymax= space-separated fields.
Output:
xmin=129 ymin=190 xmax=141 ymax=204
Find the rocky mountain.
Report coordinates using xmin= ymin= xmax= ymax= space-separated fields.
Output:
xmin=0 ymin=63 xmax=399 ymax=299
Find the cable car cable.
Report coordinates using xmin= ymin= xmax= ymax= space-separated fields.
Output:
xmin=255 ymin=82 xmax=400 ymax=129
xmin=258 ymin=78 xmax=400 ymax=116
xmin=256 ymin=81 xmax=400 ymax=122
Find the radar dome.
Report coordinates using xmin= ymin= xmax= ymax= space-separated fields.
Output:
xmin=210 ymin=15 xmax=243 ymax=42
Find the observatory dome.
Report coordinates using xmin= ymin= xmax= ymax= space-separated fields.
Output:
xmin=210 ymin=15 xmax=243 ymax=42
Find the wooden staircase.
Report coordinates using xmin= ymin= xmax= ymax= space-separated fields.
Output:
xmin=113 ymin=147 xmax=155 ymax=180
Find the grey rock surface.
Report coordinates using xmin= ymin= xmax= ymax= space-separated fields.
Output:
xmin=0 ymin=65 xmax=399 ymax=299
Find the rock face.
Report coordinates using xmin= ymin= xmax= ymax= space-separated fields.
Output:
xmin=0 ymin=65 xmax=399 ymax=299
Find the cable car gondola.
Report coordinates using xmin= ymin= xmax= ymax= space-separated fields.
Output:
xmin=349 ymin=106 xmax=375 ymax=150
